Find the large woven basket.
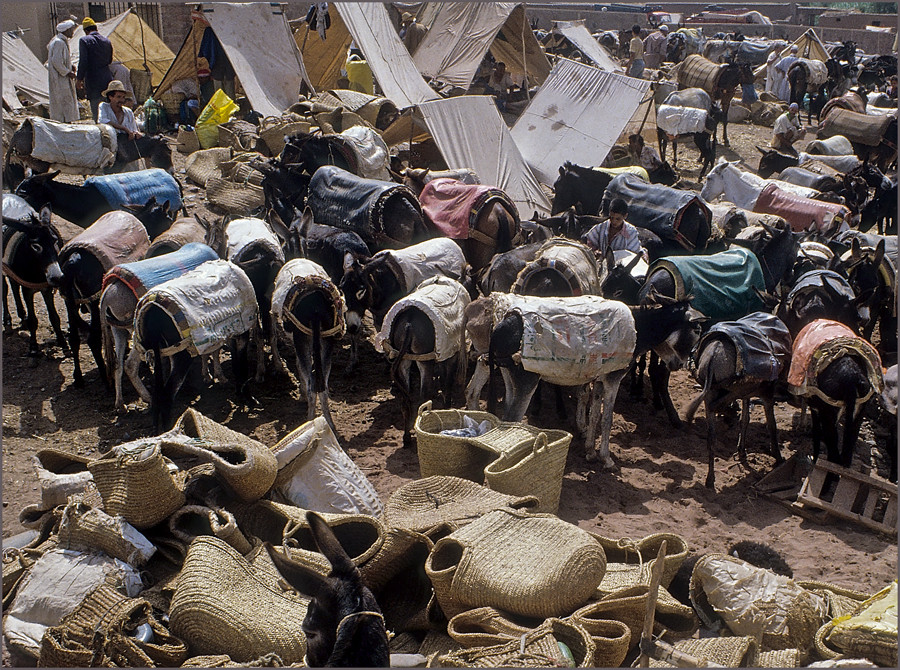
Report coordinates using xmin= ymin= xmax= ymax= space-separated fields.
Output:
xmin=169 ymin=504 xmax=252 ymax=555
xmin=647 ymin=635 xmax=759 ymax=668
xmin=232 ymin=499 xmax=385 ymax=574
xmin=2 ymin=523 xmax=57 ymax=608
xmin=481 ymin=426 xmax=572 ymax=514
xmin=258 ymin=116 xmax=311 ymax=156
xmin=39 ymin=580 xmax=188 ymax=668
xmin=176 ymin=126 xmax=201 ymax=155
xmin=425 ymin=508 xmax=607 ymax=619
xmin=217 ymin=119 xmax=259 ymax=152
xmin=757 ymin=647 xmax=803 ymax=667
xmin=676 ymin=54 xmax=723 ymax=94
xmin=206 ymin=177 xmax=265 ymax=216
xmin=798 ymin=580 xmax=871 ymax=620
xmin=32 ymin=448 xmax=94 ymax=510
xmin=566 ymin=608 xmax=631 ymax=667
xmin=590 ymin=531 xmax=689 ymax=589
xmin=185 ymin=147 xmax=232 ymax=187
xmin=56 ymin=500 xmax=156 ymax=567
xmin=432 ymin=617 xmax=595 ymax=668
xmin=414 ymin=401 xmax=503 ymax=482
xmin=169 ymin=536 xmax=310 ymax=663
xmin=87 ymin=444 xmax=186 ymax=529
xmin=814 ymin=582 xmax=897 ymax=667
xmin=383 ymin=475 xmax=538 ymax=538
xmin=167 ymin=408 xmax=277 ymax=502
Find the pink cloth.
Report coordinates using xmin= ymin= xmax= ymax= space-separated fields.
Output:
xmin=787 ymin=319 xmax=882 ymax=394
xmin=419 ymin=178 xmax=514 ymax=240
xmin=754 ymin=183 xmax=848 ymax=233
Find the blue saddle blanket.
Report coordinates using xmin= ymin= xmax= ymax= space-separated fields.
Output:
xmin=86 ymin=168 xmax=182 ymax=211
xmin=651 ymin=247 xmax=765 ymax=322
xmin=102 ymin=242 xmax=218 ymax=299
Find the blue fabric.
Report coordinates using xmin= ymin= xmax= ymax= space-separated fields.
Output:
xmin=76 ymin=32 xmax=113 ymax=99
xmin=109 ymin=242 xmax=218 ymax=296
xmin=85 ymin=169 xmax=182 ymax=211
xmin=652 ymin=247 xmax=766 ymax=322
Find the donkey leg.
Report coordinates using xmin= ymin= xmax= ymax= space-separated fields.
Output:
xmin=465 ymin=358 xmax=490 ymax=410
xmin=64 ymin=296 xmax=84 ymax=387
xmin=269 ymin=317 xmax=288 ymax=376
xmin=124 ymin=339 xmax=152 ymax=405
xmin=650 ymin=354 xmax=683 ymax=428
xmin=736 ymin=397 xmax=751 ymax=466
xmin=501 ymin=368 xmax=539 ymax=423
xmin=762 ymin=391 xmax=782 ymax=464
xmin=23 ymin=288 xmax=40 ymax=361
xmin=2 ymin=278 xmax=13 ymax=333
xmin=317 ymin=338 xmax=336 ymax=432
xmin=394 ymin=358 xmax=413 ymax=447
xmin=110 ymin=326 xmax=129 ymax=411
xmin=11 ymin=280 xmax=27 ymax=324
xmin=704 ymin=395 xmax=718 ymax=489
xmin=588 ymin=370 xmax=625 ymax=469
xmin=44 ymin=290 xmax=69 ymax=354
xmin=254 ymin=321 xmax=267 ymax=383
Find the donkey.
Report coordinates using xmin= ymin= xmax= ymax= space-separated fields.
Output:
xmin=2 ymin=197 xmax=66 ymax=358
xmin=14 ymin=169 xmax=183 ymax=230
xmin=683 ymin=312 xmax=793 ymax=490
xmin=657 ymin=102 xmax=726 ymax=176
xmin=841 ymin=238 xmax=895 ymax=363
xmin=774 ymin=269 xmax=866 ymax=339
xmin=270 ymin=258 xmax=346 ymax=430
xmin=264 ymin=511 xmax=389 ymax=668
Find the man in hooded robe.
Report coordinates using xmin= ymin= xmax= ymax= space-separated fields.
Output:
xmin=47 ymin=19 xmax=79 ymax=122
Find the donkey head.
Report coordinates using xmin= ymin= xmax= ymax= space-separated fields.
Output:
xmin=265 ymin=512 xmax=388 ymax=668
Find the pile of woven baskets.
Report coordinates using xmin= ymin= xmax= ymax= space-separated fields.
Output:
xmin=2 ymin=406 xmax=896 ymax=668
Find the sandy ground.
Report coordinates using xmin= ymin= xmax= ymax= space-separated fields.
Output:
xmin=2 ymin=113 xmax=896 ymax=666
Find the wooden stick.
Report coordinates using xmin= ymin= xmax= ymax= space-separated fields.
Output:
xmin=638 ymin=539 xmax=667 ymax=667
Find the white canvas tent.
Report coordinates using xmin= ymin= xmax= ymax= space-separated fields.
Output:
xmin=412 ymin=3 xmax=551 ymax=91
xmin=2 ymin=31 xmax=49 ymax=109
xmin=551 ymin=21 xmax=622 ymax=73
xmin=155 ymin=3 xmax=312 ymax=118
xmin=511 ymin=58 xmax=651 ymax=185
xmin=334 ymin=2 xmax=440 ymax=108
xmin=382 ymin=96 xmax=551 ymax=217
xmin=69 ymin=9 xmax=175 ymax=86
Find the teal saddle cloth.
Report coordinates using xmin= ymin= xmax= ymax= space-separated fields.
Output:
xmin=650 ymin=247 xmax=765 ymax=322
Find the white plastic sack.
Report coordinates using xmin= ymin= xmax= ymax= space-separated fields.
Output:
xmin=340 ymin=125 xmax=391 ymax=181
xmin=379 ymin=238 xmax=466 ymax=295
xmin=225 ymin=217 xmax=285 ymax=265
xmin=30 ymin=118 xmax=117 ymax=168
xmin=4 ymin=548 xmax=142 ymax=657
xmin=269 ymin=416 xmax=383 ymax=516
xmin=692 ymin=553 xmax=828 ymax=649
xmin=656 ymin=104 xmax=708 ymax=136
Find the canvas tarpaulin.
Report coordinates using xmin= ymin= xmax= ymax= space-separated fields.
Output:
xmin=412 ymin=3 xmax=550 ymax=91
xmin=383 ymin=96 xmax=550 ymax=218
xmin=290 ymin=10 xmax=352 ymax=92
xmin=2 ymin=31 xmax=49 ymax=109
xmin=155 ymin=3 xmax=313 ymax=118
xmin=510 ymin=59 xmax=651 ymax=185
xmin=334 ymin=2 xmax=439 ymax=108
xmin=69 ymin=10 xmax=174 ymax=86
xmin=552 ymin=21 xmax=622 ymax=73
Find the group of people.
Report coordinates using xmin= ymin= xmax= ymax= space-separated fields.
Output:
xmin=626 ymin=23 xmax=671 ymax=79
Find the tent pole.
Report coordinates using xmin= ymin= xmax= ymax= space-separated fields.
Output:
xmin=299 ymin=23 xmax=311 ymax=55
xmin=134 ymin=8 xmax=149 ymax=72
xmin=521 ymin=4 xmax=530 ymax=98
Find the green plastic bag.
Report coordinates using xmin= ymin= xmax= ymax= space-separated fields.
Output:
xmin=196 ymin=88 xmax=239 ymax=149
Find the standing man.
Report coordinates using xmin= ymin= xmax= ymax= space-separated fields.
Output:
xmin=47 ymin=19 xmax=79 ymax=122
xmin=643 ymin=24 xmax=669 ymax=70
xmin=76 ymin=17 xmax=113 ymax=122
xmin=771 ymin=102 xmax=804 ymax=155
xmin=625 ymin=24 xmax=645 ymax=79
xmin=773 ymin=45 xmax=800 ymax=102
xmin=399 ymin=12 xmax=428 ymax=56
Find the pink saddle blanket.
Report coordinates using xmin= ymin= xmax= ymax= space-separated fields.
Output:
xmin=754 ymin=183 xmax=848 ymax=234
xmin=419 ymin=178 xmax=516 ymax=241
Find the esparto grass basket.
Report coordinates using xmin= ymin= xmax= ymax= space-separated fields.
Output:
xmin=414 ymin=401 xmax=502 ymax=482
xmin=647 ymin=635 xmax=759 ymax=668
xmin=590 ymin=531 xmax=689 ymax=589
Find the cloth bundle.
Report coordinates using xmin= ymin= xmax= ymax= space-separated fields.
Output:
xmin=419 ymin=178 xmax=518 ymax=242
xmin=29 ymin=117 xmax=117 ymax=169
xmin=85 ymin=168 xmax=183 ymax=211
xmin=374 ymin=237 xmax=466 ymax=295
xmin=270 ymin=258 xmax=346 ymax=339
xmin=656 ymin=104 xmax=709 ymax=136
xmin=698 ymin=312 xmax=793 ymax=382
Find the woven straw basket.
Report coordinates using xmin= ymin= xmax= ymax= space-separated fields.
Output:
xmin=566 ymin=608 xmax=631 ymax=667
xmin=414 ymin=401 xmax=503 ymax=482
xmin=757 ymin=647 xmax=803 ymax=667
xmin=166 ymin=408 xmax=277 ymax=502
xmin=258 ymin=116 xmax=311 ymax=156
xmin=814 ymin=582 xmax=897 ymax=667
xmin=433 ymin=618 xmax=595 ymax=668
xmin=591 ymin=531 xmax=689 ymax=589
xmin=39 ymin=580 xmax=188 ymax=668
xmin=185 ymin=147 xmax=232 ymax=187
xmin=798 ymin=580 xmax=871 ymax=620
xmin=176 ymin=126 xmax=201 ymax=155
xmin=217 ymin=119 xmax=259 ymax=152
xmin=87 ymin=444 xmax=185 ymax=529
xmin=383 ymin=475 xmax=538 ymax=538
xmin=56 ymin=500 xmax=155 ymax=566
xmin=2 ymin=523 xmax=57 ymax=608
xmin=169 ymin=504 xmax=252 ymax=555
xmin=425 ymin=508 xmax=607 ymax=619
xmin=647 ymin=635 xmax=759 ymax=668
xmin=481 ymin=425 xmax=572 ymax=514
xmin=206 ymin=177 xmax=265 ymax=216
xmin=232 ymin=499 xmax=385 ymax=573
xmin=359 ymin=526 xmax=433 ymax=594
xmin=169 ymin=536 xmax=310 ymax=664
xmin=32 ymin=448 xmax=94 ymax=510
xmin=419 ymin=630 xmax=464 ymax=658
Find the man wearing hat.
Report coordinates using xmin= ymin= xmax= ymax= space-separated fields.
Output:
xmin=399 ymin=12 xmax=427 ymax=56
xmin=643 ymin=24 xmax=669 ymax=70
xmin=76 ymin=17 xmax=113 ymax=122
xmin=98 ymin=80 xmax=142 ymax=141
xmin=772 ymin=102 xmax=804 ymax=154
xmin=47 ymin=19 xmax=79 ymax=122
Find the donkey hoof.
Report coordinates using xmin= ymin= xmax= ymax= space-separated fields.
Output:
xmin=73 ymin=376 xmax=85 ymax=389
xmin=402 ymin=432 xmax=414 ymax=449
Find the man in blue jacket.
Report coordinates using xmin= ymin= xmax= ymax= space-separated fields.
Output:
xmin=75 ymin=17 xmax=113 ymax=121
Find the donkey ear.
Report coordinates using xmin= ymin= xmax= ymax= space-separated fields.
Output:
xmin=873 ymin=239 xmax=885 ymax=266
xmin=603 ymin=247 xmax=615 ymax=273
xmin=264 ymin=542 xmax=328 ymax=599
xmin=306 ymin=511 xmax=356 ymax=577
xmin=343 ymin=251 xmax=357 ymax=274
xmin=299 ymin=206 xmax=314 ymax=236
xmin=850 ymin=236 xmax=861 ymax=256
xmin=559 ymin=166 xmax=566 ymax=178
xmin=756 ymin=145 xmax=770 ymax=155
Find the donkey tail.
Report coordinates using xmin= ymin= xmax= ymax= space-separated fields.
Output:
xmin=495 ymin=208 xmax=514 ymax=254
xmin=683 ymin=362 xmax=713 ymax=425
xmin=311 ymin=315 xmax=325 ymax=394
xmin=392 ymin=321 xmax=413 ymax=406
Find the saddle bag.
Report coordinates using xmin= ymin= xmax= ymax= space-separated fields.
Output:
xmin=419 ymin=178 xmax=519 ymax=245
xmin=675 ymin=55 xmax=723 ymax=94
xmin=271 ymin=258 xmax=345 ymax=340
xmin=818 ymin=108 xmax=895 ymax=147
xmin=511 ymin=238 xmax=602 ymax=297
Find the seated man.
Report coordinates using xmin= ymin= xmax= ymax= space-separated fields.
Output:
xmin=771 ymin=102 xmax=804 ymax=155
xmin=628 ymin=133 xmax=663 ymax=172
xmin=97 ymin=79 xmax=142 ymax=141
xmin=582 ymin=197 xmax=649 ymax=262
xmin=484 ymin=61 xmax=517 ymax=112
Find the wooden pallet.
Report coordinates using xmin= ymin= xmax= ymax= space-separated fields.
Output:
xmin=797 ymin=460 xmax=898 ymax=537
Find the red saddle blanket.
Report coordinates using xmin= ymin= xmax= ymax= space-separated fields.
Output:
xmin=419 ymin=178 xmax=516 ymax=241
xmin=754 ymin=183 xmax=848 ymax=234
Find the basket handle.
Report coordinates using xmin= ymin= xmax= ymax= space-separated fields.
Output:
xmin=534 ymin=432 xmax=548 ymax=455
xmin=417 ymin=400 xmax=433 ymax=417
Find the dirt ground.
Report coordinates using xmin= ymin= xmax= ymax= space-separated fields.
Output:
xmin=2 ymin=113 xmax=896 ymax=660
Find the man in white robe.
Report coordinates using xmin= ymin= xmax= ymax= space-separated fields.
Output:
xmin=47 ymin=19 xmax=79 ymax=122
xmin=773 ymin=45 xmax=800 ymax=102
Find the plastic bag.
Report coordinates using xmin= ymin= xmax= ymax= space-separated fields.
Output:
xmin=195 ymin=89 xmax=239 ymax=149
xmin=441 ymin=415 xmax=493 ymax=438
